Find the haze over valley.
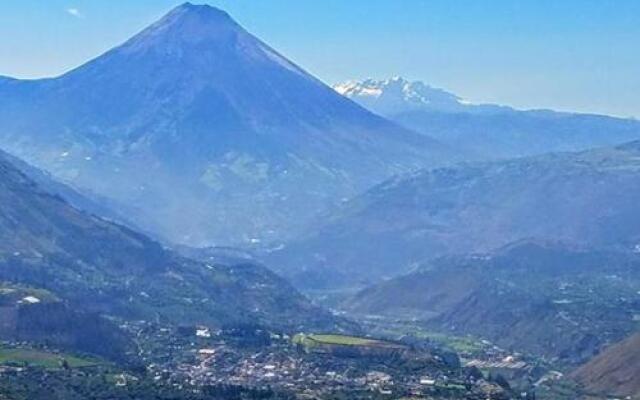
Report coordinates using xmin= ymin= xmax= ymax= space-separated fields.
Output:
xmin=0 ymin=2 xmax=639 ymax=399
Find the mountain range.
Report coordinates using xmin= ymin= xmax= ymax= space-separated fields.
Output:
xmin=2 ymin=4 xmax=640 ymax=395
xmin=335 ymin=77 xmax=640 ymax=159
xmin=0 ymin=4 xmax=451 ymax=247
xmin=270 ymin=140 xmax=640 ymax=288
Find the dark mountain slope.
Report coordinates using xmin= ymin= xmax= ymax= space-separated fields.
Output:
xmin=0 ymin=283 xmax=132 ymax=362
xmin=271 ymin=140 xmax=640 ymax=288
xmin=572 ymin=332 xmax=640 ymax=399
xmin=0 ymin=150 xmax=342 ymax=332
xmin=0 ymin=3 xmax=452 ymax=246
xmin=346 ymin=242 xmax=640 ymax=364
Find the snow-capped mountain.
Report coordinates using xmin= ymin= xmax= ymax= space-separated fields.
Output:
xmin=335 ymin=77 xmax=640 ymax=159
xmin=0 ymin=3 xmax=451 ymax=246
xmin=334 ymin=77 xmax=474 ymax=115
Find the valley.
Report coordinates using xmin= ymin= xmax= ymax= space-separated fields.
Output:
xmin=0 ymin=2 xmax=638 ymax=399
xmin=0 ymin=321 xmax=513 ymax=400
xmin=343 ymin=242 xmax=640 ymax=364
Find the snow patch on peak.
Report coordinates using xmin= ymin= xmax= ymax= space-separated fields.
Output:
xmin=333 ymin=77 xmax=467 ymax=116
xmin=334 ymin=80 xmax=383 ymax=98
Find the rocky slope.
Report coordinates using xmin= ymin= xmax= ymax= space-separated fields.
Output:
xmin=0 ymin=4 xmax=451 ymax=246
xmin=572 ymin=332 xmax=640 ymax=399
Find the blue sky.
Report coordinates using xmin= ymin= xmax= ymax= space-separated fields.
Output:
xmin=1 ymin=0 xmax=639 ymax=117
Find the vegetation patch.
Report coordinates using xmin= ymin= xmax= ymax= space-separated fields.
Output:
xmin=0 ymin=283 xmax=60 ymax=305
xmin=0 ymin=348 xmax=100 ymax=369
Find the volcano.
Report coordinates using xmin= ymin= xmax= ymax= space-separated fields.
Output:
xmin=0 ymin=3 xmax=451 ymax=245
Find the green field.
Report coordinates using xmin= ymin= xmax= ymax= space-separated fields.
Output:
xmin=0 ymin=348 xmax=99 ymax=369
xmin=293 ymin=333 xmax=400 ymax=348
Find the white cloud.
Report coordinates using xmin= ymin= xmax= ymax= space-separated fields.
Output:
xmin=66 ymin=8 xmax=83 ymax=18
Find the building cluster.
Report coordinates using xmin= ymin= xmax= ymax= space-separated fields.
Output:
xmin=121 ymin=323 xmax=508 ymax=399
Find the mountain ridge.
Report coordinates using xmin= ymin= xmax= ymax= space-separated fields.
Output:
xmin=334 ymin=77 xmax=640 ymax=159
xmin=270 ymin=139 xmax=640 ymax=288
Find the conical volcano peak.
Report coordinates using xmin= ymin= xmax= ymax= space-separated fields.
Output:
xmin=63 ymin=1 xmax=322 ymax=98
xmin=164 ymin=2 xmax=236 ymax=26
xmin=117 ymin=2 xmax=244 ymax=54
